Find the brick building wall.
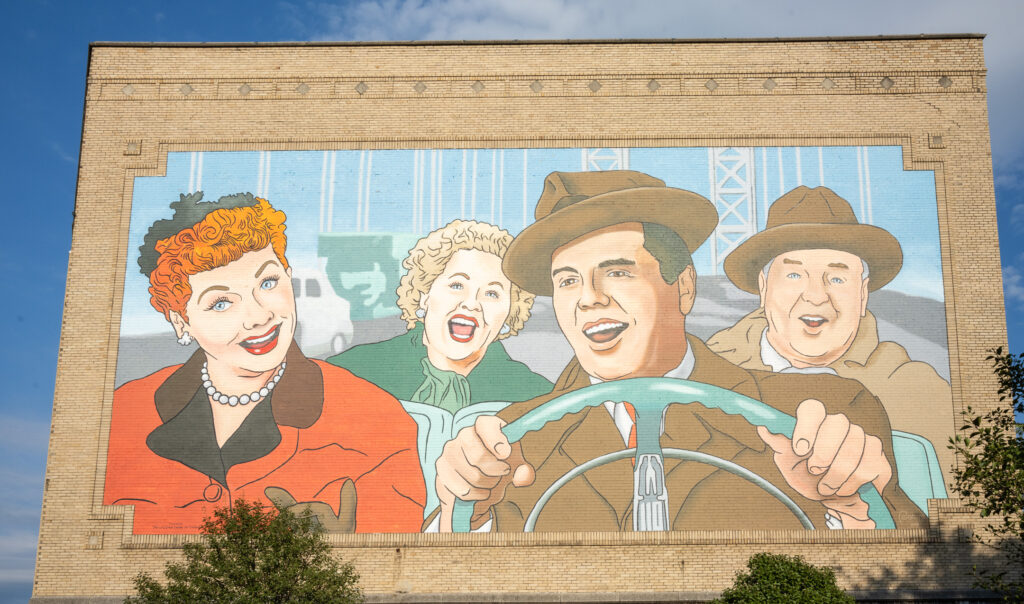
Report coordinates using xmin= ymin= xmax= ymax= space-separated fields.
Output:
xmin=34 ymin=36 xmax=1007 ymax=602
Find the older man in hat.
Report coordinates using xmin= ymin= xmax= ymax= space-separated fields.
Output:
xmin=707 ymin=186 xmax=953 ymax=477
xmin=429 ymin=171 xmax=925 ymax=533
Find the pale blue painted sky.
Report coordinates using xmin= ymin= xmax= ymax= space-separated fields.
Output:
xmin=121 ymin=146 xmax=941 ymax=336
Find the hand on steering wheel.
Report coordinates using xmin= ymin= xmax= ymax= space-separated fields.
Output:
xmin=436 ymin=378 xmax=895 ymax=533
xmin=435 ymin=415 xmax=535 ymax=531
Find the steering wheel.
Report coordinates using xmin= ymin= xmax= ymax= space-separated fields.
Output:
xmin=452 ymin=377 xmax=895 ymax=532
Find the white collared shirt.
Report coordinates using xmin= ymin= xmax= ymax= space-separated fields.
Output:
xmin=591 ymin=342 xmax=696 ymax=446
xmin=759 ymin=328 xmax=838 ymax=376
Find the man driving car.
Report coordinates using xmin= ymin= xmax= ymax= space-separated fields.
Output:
xmin=429 ymin=170 xmax=926 ymax=533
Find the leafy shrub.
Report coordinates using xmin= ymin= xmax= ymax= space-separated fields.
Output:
xmin=714 ymin=552 xmax=854 ymax=603
xmin=949 ymin=348 xmax=1024 ymax=602
xmin=127 ymin=499 xmax=362 ymax=603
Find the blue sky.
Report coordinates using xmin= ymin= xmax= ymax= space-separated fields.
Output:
xmin=4 ymin=1 xmax=1023 ymax=601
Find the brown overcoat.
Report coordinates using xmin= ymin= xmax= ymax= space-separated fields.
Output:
xmin=486 ymin=335 xmax=927 ymax=532
xmin=707 ymin=309 xmax=955 ymax=479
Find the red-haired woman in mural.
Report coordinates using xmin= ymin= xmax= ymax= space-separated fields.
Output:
xmin=103 ymin=192 xmax=425 ymax=534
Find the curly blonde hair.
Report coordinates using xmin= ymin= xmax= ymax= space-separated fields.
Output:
xmin=396 ymin=220 xmax=534 ymax=339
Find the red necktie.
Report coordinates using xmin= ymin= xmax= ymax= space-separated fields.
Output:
xmin=624 ymin=402 xmax=637 ymax=466
xmin=624 ymin=402 xmax=637 ymax=450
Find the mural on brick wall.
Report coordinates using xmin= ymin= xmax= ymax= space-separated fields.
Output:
xmin=106 ymin=147 xmax=952 ymax=534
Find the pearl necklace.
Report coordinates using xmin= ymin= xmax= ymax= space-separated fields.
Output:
xmin=201 ymin=362 xmax=286 ymax=407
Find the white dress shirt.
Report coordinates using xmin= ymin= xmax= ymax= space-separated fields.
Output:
xmin=593 ymin=342 xmax=696 ymax=446
xmin=759 ymin=328 xmax=838 ymax=376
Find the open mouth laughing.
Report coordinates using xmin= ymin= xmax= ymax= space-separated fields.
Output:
xmin=799 ymin=315 xmax=829 ymax=329
xmin=238 ymin=324 xmax=282 ymax=355
xmin=448 ymin=314 xmax=479 ymax=342
xmin=583 ymin=319 xmax=628 ymax=344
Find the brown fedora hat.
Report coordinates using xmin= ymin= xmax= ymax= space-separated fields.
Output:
xmin=503 ymin=170 xmax=718 ymax=296
xmin=723 ymin=185 xmax=902 ymax=294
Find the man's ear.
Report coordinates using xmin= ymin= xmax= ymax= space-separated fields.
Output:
xmin=677 ymin=265 xmax=697 ymax=316
xmin=758 ymin=271 xmax=767 ymax=309
xmin=168 ymin=311 xmax=188 ymax=339
xmin=860 ymin=277 xmax=870 ymax=317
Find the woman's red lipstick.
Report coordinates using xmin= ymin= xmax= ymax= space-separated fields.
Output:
xmin=239 ymin=325 xmax=281 ymax=355
xmin=448 ymin=314 xmax=479 ymax=342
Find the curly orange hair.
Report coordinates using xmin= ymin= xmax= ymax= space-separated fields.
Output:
xmin=148 ymin=199 xmax=288 ymax=321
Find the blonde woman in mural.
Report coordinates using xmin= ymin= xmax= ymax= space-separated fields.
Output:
xmin=104 ymin=192 xmax=425 ymax=534
xmin=329 ymin=220 xmax=551 ymax=412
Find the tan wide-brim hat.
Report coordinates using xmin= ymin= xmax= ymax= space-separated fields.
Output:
xmin=723 ymin=185 xmax=903 ymax=294
xmin=503 ymin=170 xmax=719 ymax=296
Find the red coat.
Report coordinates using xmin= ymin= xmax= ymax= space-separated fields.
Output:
xmin=104 ymin=344 xmax=425 ymax=534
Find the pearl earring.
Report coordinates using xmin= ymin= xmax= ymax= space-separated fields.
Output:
xmin=499 ymin=324 xmax=511 ymax=335
xmin=415 ymin=308 xmax=426 ymax=319
xmin=177 ymin=331 xmax=193 ymax=346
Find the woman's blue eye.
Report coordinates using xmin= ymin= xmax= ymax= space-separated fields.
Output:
xmin=261 ymin=278 xmax=278 ymax=290
xmin=450 ymin=282 xmax=464 ymax=290
xmin=211 ymin=300 xmax=231 ymax=312
xmin=485 ymin=290 xmax=499 ymax=299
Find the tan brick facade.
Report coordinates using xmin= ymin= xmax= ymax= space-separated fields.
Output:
xmin=34 ymin=36 xmax=1008 ymax=602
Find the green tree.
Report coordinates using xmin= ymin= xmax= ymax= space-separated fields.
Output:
xmin=127 ymin=499 xmax=363 ymax=603
xmin=713 ymin=552 xmax=853 ymax=603
xmin=949 ymin=347 xmax=1024 ymax=602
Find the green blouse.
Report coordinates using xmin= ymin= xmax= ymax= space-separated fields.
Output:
xmin=327 ymin=324 xmax=553 ymax=412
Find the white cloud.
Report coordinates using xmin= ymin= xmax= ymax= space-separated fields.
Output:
xmin=0 ymin=532 xmax=38 ymax=584
xmin=0 ymin=417 xmax=49 ymax=454
xmin=1010 ymin=203 xmax=1024 ymax=226
xmin=284 ymin=0 xmax=1024 ymax=185
xmin=0 ymin=417 xmax=47 ymax=590
xmin=0 ymin=569 xmax=33 ymax=583
xmin=1004 ymin=264 xmax=1024 ymax=307
xmin=0 ymin=534 xmax=38 ymax=559
xmin=49 ymin=141 xmax=74 ymax=164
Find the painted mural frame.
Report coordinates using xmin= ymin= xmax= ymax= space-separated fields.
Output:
xmin=91 ymin=133 xmax=961 ymax=549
